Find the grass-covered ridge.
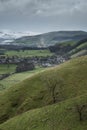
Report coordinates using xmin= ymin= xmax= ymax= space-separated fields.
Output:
xmin=1 ymin=93 xmax=87 ymax=130
xmin=0 ymin=56 xmax=87 ymax=129
xmin=68 ymin=41 xmax=87 ymax=57
xmin=0 ymin=67 xmax=45 ymax=91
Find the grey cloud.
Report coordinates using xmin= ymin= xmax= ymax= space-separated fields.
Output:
xmin=0 ymin=0 xmax=11 ymax=2
xmin=0 ymin=0 xmax=87 ymax=32
xmin=0 ymin=0 xmax=87 ymax=16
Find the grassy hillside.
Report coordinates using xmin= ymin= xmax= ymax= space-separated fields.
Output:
xmin=0 ymin=64 xmax=16 ymax=90
xmin=71 ymin=50 xmax=87 ymax=58
xmin=58 ymin=41 xmax=76 ymax=46
xmin=69 ymin=42 xmax=87 ymax=55
xmin=0 ymin=56 xmax=87 ymax=127
xmin=49 ymin=40 xmax=87 ymax=58
xmin=0 ymin=67 xmax=45 ymax=91
xmin=0 ymin=93 xmax=87 ymax=130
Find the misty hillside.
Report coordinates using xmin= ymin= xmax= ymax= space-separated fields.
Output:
xmin=13 ymin=31 xmax=87 ymax=47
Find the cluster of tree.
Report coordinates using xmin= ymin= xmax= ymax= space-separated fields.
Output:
xmin=0 ymin=45 xmax=47 ymax=51
xmin=16 ymin=62 xmax=35 ymax=73
xmin=49 ymin=39 xmax=87 ymax=56
xmin=49 ymin=44 xmax=73 ymax=55
xmin=75 ymin=103 xmax=87 ymax=121
xmin=77 ymin=38 xmax=87 ymax=45
xmin=41 ymin=73 xmax=63 ymax=104
xmin=0 ymin=73 xmax=10 ymax=80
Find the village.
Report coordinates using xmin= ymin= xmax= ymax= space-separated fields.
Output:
xmin=0 ymin=54 xmax=67 ymax=80
xmin=0 ymin=55 xmax=66 ymax=67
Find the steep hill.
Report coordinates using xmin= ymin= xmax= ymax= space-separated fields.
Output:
xmin=0 ymin=56 xmax=87 ymax=128
xmin=1 ymin=93 xmax=87 ymax=130
xmin=49 ymin=39 xmax=87 ymax=57
xmin=12 ymin=31 xmax=87 ymax=47
xmin=69 ymin=39 xmax=87 ymax=58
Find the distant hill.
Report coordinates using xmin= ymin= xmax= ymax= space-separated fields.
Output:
xmin=0 ymin=31 xmax=87 ymax=58
xmin=0 ymin=56 xmax=87 ymax=130
xmin=12 ymin=31 xmax=87 ymax=47
xmin=0 ymin=31 xmax=32 ymax=45
xmin=0 ymin=32 xmax=15 ymax=45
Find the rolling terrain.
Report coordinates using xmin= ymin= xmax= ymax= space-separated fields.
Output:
xmin=0 ymin=30 xmax=87 ymax=59
xmin=12 ymin=31 xmax=87 ymax=47
xmin=49 ymin=39 xmax=87 ymax=58
xmin=0 ymin=56 xmax=87 ymax=130
xmin=0 ymin=67 xmax=45 ymax=91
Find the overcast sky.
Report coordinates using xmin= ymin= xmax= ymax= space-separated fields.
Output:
xmin=0 ymin=0 xmax=87 ymax=34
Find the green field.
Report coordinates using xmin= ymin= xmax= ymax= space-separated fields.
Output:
xmin=0 ymin=64 xmax=16 ymax=74
xmin=0 ymin=67 xmax=46 ymax=90
xmin=0 ymin=56 xmax=87 ymax=130
xmin=5 ymin=49 xmax=53 ymax=57
xmin=0 ymin=49 xmax=53 ymax=90
xmin=59 ymin=41 xmax=76 ymax=46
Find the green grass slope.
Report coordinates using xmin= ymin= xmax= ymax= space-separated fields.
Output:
xmin=1 ymin=93 xmax=87 ymax=130
xmin=0 ymin=56 xmax=87 ymax=127
xmin=68 ymin=42 xmax=87 ymax=58
xmin=71 ymin=50 xmax=87 ymax=58
xmin=0 ymin=67 xmax=45 ymax=91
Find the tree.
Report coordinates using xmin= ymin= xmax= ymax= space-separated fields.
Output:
xmin=16 ymin=62 xmax=35 ymax=73
xmin=42 ymin=73 xmax=63 ymax=104
xmin=6 ymin=56 xmax=10 ymax=68
xmin=75 ymin=104 xmax=87 ymax=121
xmin=40 ymin=73 xmax=64 ymax=130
